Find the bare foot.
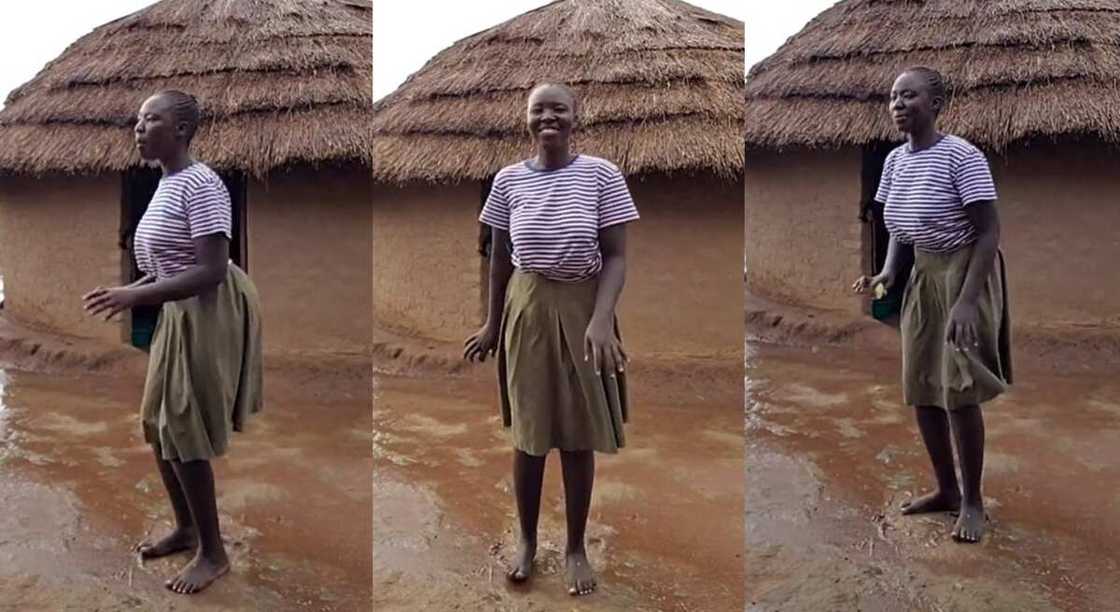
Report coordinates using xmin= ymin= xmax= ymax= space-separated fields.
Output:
xmin=136 ymin=527 xmax=196 ymax=559
xmin=566 ymin=550 xmax=596 ymax=596
xmin=166 ymin=552 xmax=230 ymax=595
xmin=952 ymin=502 xmax=986 ymax=543
xmin=506 ymin=538 xmax=536 ymax=583
xmin=901 ymin=490 xmax=961 ymax=515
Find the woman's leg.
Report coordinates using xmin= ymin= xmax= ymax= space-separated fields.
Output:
xmin=137 ymin=448 xmax=197 ymax=558
xmin=166 ymin=459 xmax=231 ymax=594
xmin=509 ymin=449 xmax=547 ymax=581
xmin=902 ymin=405 xmax=962 ymax=514
xmin=560 ymin=449 xmax=596 ymax=596
xmin=949 ymin=404 xmax=986 ymax=542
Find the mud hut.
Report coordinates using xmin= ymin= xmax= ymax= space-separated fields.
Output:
xmin=372 ymin=0 xmax=744 ymax=361
xmin=745 ymin=0 xmax=1120 ymax=332
xmin=0 ymin=0 xmax=373 ymax=358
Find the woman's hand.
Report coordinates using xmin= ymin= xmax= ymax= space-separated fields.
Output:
xmin=946 ymin=299 xmax=981 ymax=351
xmin=82 ymin=286 xmax=138 ymax=321
xmin=585 ymin=316 xmax=627 ymax=377
xmin=852 ymin=269 xmax=896 ymax=298
xmin=463 ymin=322 xmax=500 ymax=362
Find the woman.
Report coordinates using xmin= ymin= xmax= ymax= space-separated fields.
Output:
xmin=83 ymin=90 xmax=263 ymax=593
xmin=853 ymin=67 xmax=1011 ymax=543
xmin=464 ymin=82 xmax=638 ymax=596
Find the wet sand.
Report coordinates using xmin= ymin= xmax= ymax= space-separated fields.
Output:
xmin=747 ymin=342 xmax=1120 ymax=611
xmin=0 ymin=365 xmax=371 ymax=610
xmin=373 ymin=365 xmax=744 ymax=611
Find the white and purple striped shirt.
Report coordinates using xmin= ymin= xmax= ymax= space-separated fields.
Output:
xmin=134 ymin=162 xmax=232 ymax=279
xmin=480 ymin=155 xmax=640 ymax=281
xmin=876 ymin=135 xmax=998 ymax=254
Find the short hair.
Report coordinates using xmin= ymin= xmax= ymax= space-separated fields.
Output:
xmin=527 ymin=82 xmax=579 ymax=115
xmin=902 ymin=66 xmax=948 ymax=114
xmin=154 ymin=90 xmax=201 ymax=143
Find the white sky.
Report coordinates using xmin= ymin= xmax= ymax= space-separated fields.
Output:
xmin=0 ymin=1 xmax=157 ymax=109
xmin=0 ymin=1 xmax=838 ymax=108
xmin=745 ymin=1 xmax=838 ymax=70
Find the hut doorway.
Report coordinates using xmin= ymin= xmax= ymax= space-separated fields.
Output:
xmin=860 ymin=142 xmax=909 ymax=322
xmin=120 ymin=167 xmax=248 ymax=349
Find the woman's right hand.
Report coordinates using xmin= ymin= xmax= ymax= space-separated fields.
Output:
xmin=852 ymin=270 xmax=895 ymax=296
xmin=463 ymin=323 xmax=499 ymax=362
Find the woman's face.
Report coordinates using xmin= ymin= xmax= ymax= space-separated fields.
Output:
xmin=134 ymin=95 xmax=184 ymax=161
xmin=526 ymin=85 xmax=575 ymax=148
xmin=889 ymin=72 xmax=941 ymax=134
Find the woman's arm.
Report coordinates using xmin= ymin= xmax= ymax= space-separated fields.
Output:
xmin=585 ymin=224 xmax=627 ymax=374
xmin=126 ymin=274 xmax=156 ymax=289
xmin=854 ymin=233 xmax=912 ymax=294
xmin=483 ymin=228 xmax=514 ymax=328
xmin=591 ymin=224 xmax=626 ymax=329
xmin=131 ymin=235 xmax=228 ymax=305
xmin=464 ymin=227 xmax=513 ymax=361
xmin=956 ymin=201 xmax=1000 ymax=306
xmin=83 ymin=235 xmax=228 ymax=319
xmin=947 ymin=201 xmax=999 ymax=348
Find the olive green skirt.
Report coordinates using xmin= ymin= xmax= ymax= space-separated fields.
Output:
xmin=900 ymin=244 xmax=1012 ymax=411
xmin=141 ymin=264 xmax=263 ymax=462
xmin=496 ymin=270 xmax=628 ymax=456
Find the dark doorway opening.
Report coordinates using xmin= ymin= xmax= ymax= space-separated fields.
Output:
xmin=120 ymin=167 xmax=248 ymax=349
xmin=860 ymin=141 xmax=910 ymax=321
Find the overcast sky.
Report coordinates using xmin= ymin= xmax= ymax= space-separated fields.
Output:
xmin=0 ymin=1 xmax=838 ymax=108
xmin=0 ymin=1 xmax=156 ymax=109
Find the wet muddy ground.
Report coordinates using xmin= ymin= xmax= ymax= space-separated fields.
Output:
xmin=0 ymin=365 xmax=371 ymax=610
xmin=373 ymin=365 xmax=744 ymax=611
xmin=747 ymin=342 xmax=1120 ymax=611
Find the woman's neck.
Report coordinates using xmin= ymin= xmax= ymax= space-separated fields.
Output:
xmin=534 ymin=144 xmax=573 ymax=170
xmin=907 ymin=124 xmax=942 ymax=151
xmin=160 ymin=149 xmax=193 ymax=175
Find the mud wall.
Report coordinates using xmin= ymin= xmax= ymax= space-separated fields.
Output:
xmin=372 ymin=174 xmax=744 ymax=361
xmin=623 ymin=173 xmax=743 ymax=359
xmin=746 ymin=147 xmax=864 ymax=315
xmin=248 ymin=165 xmax=372 ymax=356
xmin=0 ymin=175 xmax=122 ymax=343
xmin=994 ymin=142 xmax=1120 ymax=328
xmin=371 ymin=181 xmax=482 ymax=341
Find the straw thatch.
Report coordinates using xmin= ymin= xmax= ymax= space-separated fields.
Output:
xmin=0 ymin=0 xmax=372 ymax=178
xmin=745 ymin=0 xmax=1120 ymax=151
xmin=372 ymin=0 xmax=744 ymax=183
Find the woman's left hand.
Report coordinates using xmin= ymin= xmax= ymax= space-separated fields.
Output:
xmin=585 ymin=317 xmax=627 ymax=377
xmin=82 ymin=286 xmax=138 ymax=321
xmin=946 ymin=299 xmax=980 ymax=351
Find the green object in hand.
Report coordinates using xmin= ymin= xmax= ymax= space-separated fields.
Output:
xmin=873 ymin=283 xmax=887 ymax=300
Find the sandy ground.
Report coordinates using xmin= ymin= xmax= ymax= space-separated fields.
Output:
xmin=373 ymin=362 xmax=744 ymax=611
xmin=747 ymin=341 xmax=1120 ymax=611
xmin=0 ymin=364 xmax=371 ymax=610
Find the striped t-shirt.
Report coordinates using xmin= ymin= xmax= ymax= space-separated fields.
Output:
xmin=480 ymin=154 xmax=640 ymax=281
xmin=134 ymin=162 xmax=232 ymax=279
xmin=876 ymin=135 xmax=998 ymax=254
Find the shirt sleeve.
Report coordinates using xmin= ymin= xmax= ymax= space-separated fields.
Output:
xmin=186 ymin=175 xmax=232 ymax=240
xmin=954 ymin=148 xmax=998 ymax=206
xmin=873 ymin=151 xmax=894 ymax=204
xmin=597 ymin=163 xmax=639 ymax=229
xmin=479 ymin=172 xmax=510 ymax=231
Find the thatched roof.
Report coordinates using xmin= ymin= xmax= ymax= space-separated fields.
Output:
xmin=0 ymin=0 xmax=372 ymax=178
xmin=372 ymin=0 xmax=744 ymax=183
xmin=745 ymin=0 xmax=1120 ymax=151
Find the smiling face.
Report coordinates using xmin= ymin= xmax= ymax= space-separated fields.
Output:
xmin=526 ymin=84 xmax=576 ymax=149
xmin=889 ymin=71 xmax=943 ymax=134
xmin=133 ymin=94 xmax=187 ymax=161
